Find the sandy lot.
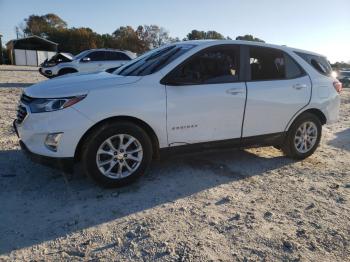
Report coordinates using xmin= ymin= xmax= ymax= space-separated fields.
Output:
xmin=0 ymin=65 xmax=349 ymax=261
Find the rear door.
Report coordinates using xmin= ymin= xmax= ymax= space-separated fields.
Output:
xmin=243 ymin=46 xmax=311 ymax=137
xmin=165 ymin=45 xmax=246 ymax=145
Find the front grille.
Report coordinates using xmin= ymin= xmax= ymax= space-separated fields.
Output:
xmin=16 ymin=93 xmax=33 ymax=124
xmin=16 ymin=105 xmax=27 ymax=124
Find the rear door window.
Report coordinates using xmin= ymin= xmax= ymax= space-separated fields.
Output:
xmin=295 ymin=52 xmax=332 ymax=76
xmin=106 ymin=51 xmax=131 ymax=61
xmin=249 ymin=47 xmax=304 ymax=81
xmin=284 ymin=54 xmax=304 ymax=79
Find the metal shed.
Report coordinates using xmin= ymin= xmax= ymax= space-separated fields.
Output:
xmin=6 ymin=35 xmax=58 ymax=66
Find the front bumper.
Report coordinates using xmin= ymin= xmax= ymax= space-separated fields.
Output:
xmin=39 ymin=67 xmax=55 ymax=78
xmin=14 ymin=106 xmax=94 ymax=158
xmin=19 ymin=139 xmax=74 ymax=172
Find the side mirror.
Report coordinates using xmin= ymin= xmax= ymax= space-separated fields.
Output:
xmin=81 ymin=57 xmax=91 ymax=63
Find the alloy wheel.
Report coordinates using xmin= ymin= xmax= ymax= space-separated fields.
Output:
xmin=294 ymin=121 xmax=318 ymax=154
xmin=96 ymin=134 xmax=143 ymax=179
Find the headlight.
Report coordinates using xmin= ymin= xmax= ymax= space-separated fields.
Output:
xmin=29 ymin=95 xmax=86 ymax=113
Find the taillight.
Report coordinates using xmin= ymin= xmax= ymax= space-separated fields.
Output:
xmin=333 ymin=80 xmax=342 ymax=93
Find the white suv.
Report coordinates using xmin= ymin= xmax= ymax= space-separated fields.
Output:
xmin=39 ymin=49 xmax=136 ymax=78
xmin=15 ymin=40 xmax=341 ymax=187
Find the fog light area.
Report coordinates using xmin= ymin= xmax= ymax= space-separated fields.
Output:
xmin=44 ymin=132 xmax=63 ymax=152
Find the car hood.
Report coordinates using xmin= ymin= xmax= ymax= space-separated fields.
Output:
xmin=25 ymin=72 xmax=142 ymax=98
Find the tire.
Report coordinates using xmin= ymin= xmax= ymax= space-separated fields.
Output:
xmin=58 ymin=68 xmax=78 ymax=76
xmin=81 ymin=121 xmax=153 ymax=188
xmin=282 ymin=113 xmax=322 ymax=159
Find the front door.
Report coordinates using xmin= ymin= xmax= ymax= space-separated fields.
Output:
xmin=79 ymin=51 xmax=105 ymax=73
xmin=164 ymin=45 xmax=246 ymax=145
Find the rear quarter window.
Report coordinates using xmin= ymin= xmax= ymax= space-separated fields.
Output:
xmin=295 ymin=52 xmax=332 ymax=76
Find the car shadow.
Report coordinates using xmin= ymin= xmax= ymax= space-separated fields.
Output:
xmin=0 ymin=147 xmax=293 ymax=254
xmin=328 ymin=128 xmax=350 ymax=151
xmin=0 ymin=83 xmax=34 ymax=88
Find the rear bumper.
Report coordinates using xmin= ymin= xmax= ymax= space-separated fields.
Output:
xmin=19 ymin=140 xmax=74 ymax=173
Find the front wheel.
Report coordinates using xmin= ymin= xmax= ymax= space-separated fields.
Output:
xmin=81 ymin=122 xmax=153 ymax=187
xmin=282 ymin=113 xmax=322 ymax=159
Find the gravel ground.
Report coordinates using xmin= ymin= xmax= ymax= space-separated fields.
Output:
xmin=0 ymin=65 xmax=349 ymax=261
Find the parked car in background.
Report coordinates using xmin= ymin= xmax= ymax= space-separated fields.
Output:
xmin=39 ymin=49 xmax=136 ymax=78
xmin=40 ymin=52 xmax=74 ymax=67
xmin=337 ymin=70 xmax=350 ymax=87
xmin=15 ymin=40 xmax=341 ymax=187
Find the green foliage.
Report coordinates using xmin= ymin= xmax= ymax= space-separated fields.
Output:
xmin=235 ymin=34 xmax=265 ymax=43
xmin=185 ymin=30 xmax=226 ymax=40
xmin=135 ymin=25 xmax=177 ymax=49
xmin=20 ymin=14 xmax=177 ymax=54
xmin=23 ymin=14 xmax=67 ymax=37
xmin=331 ymin=61 xmax=350 ymax=70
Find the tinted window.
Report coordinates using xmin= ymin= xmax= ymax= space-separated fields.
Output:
xmin=117 ymin=44 xmax=195 ymax=76
xmin=74 ymin=50 xmax=90 ymax=60
xmin=284 ymin=54 xmax=304 ymax=79
xmin=295 ymin=52 xmax=332 ymax=76
xmin=249 ymin=47 xmax=303 ymax=81
xmin=166 ymin=46 xmax=239 ymax=85
xmin=106 ymin=51 xmax=131 ymax=61
xmin=85 ymin=51 xmax=105 ymax=61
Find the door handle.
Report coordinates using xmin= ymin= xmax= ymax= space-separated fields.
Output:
xmin=293 ymin=84 xmax=307 ymax=90
xmin=226 ymin=88 xmax=244 ymax=95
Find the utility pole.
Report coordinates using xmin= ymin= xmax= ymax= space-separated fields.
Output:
xmin=0 ymin=33 xmax=3 ymax=65
xmin=15 ymin=27 xmax=19 ymax=39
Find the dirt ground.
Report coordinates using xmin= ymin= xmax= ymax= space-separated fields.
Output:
xmin=0 ymin=65 xmax=349 ymax=261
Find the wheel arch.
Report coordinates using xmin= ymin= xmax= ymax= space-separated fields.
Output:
xmin=74 ymin=115 xmax=160 ymax=162
xmin=58 ymin=67 xmax=78 ymax=75
xmin=286 ymin=108 xmax=327 ymax=131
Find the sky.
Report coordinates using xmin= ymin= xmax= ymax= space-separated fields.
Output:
xmin=0 ymin=0 xmax=349 ymax=63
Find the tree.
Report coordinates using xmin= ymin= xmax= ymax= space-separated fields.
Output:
xmin=19 ymin=13 xmax=182 ymax=55
xmin=136 ymin=25 xmax=174 ymax=49
xmin=22 ymin=14 xmax=67 ymax=37
xmin=186 ymin=30 xmax=206 ymax=40
xmin=113 ymin=26 xmax=147 ymax=53
xmin=185 ymin=30 xmax=226 ymax=40
xmin=43 ymin=13 xmax=67 ymax=30
xmin=205 ymin=31 xmax=225 ymax=40
xmin=331 ymin=61 xmax=350 ymax=70
xmin=235 ymin=34 xmax=265 ymax=43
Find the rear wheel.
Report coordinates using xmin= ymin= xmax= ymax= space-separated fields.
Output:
xmin=81 ymin=122 xmax=153 ymax=187
xmin=282 ymin=113 xmax=322 ymax=159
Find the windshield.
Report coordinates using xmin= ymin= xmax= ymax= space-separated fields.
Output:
xmin=115 ymin=44 xmax=195 ymax=76
xmin=74 ymin=50 xmax=90 ymax=60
